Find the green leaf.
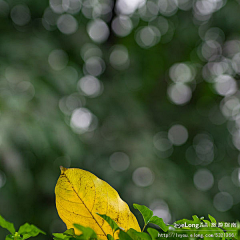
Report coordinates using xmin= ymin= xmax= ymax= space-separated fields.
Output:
xmin=174 ymin=219 xmax=189 ymax=226
xmin=5 ymin=235 xmax=21 ymax=240
xmin=192 ymin=215 xmax=200 ymax=223
xmin=147 ymin=228 xmax=159 ymax=240
xmin=107 ymin=234 xmax=114 ymax=240
xmin=119 ymin=230 xmax=133 ymax=240
xmin=149 ymin=216 xmax=168 ymax=232
xmin=74 ymin=236 xmax=88 ymax=240
xmin=96 ymin=213 xmax=120 ymax=233
xmin=18 ymin=223 xmax=46 ymax=240
xmin=174 ymin=215 xmax=200 ymax=229
xmin=127 ymin=228 xmax=151 ymax=240
xmin=133 ymin=204 xmax=153 ymax=226
xmin=74 ymin=224 xmax=97 ymax=240
xmin=0 ymin=215 xmax=15 ymax=234
xmin=203 ymin=220 xmax=211 ymax=227
xmin=63 ymin=228 xmax=75 ymax=236
xmin=53 ymin=233 xmax=70 ymax=240
xmin=53 ymin=228 xmax=76 ymax=240
xmin=5 ymin=235 xmax=14 ymax=240
xmin=208 ymin=214 xmax=216 ymax=224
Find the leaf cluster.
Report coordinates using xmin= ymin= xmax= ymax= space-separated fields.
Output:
xmin=0 ymin=215 xmax=45 ymax=240
xmin=53 ymin=204 xmax=240 ymax=240
xmin=53 ymin=225 xmax=97 ymax=240
xmin=1 ymin=204 xmax=239 ymax=240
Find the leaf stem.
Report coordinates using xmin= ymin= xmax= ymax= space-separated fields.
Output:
xmin=142 ymin=224 xmax=147 ymax=232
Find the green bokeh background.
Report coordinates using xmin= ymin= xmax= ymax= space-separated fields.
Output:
xmin=1 ymin=0 xmax=240 ymax=239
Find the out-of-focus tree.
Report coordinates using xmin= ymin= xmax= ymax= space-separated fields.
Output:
xmin=1 ymin=0 xmax=240 ymax=239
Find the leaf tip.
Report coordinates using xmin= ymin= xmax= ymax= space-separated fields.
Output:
xmin=60 ymin=166 xmax=67 ymax=173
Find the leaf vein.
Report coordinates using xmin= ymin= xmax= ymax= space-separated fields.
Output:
xmin=57 ymin=194 xmax=83 ymax=204
xmin=62 ymin=171 xmax=108 ymax=238
xmin=57 ymin=200 xmax=92 ymax=218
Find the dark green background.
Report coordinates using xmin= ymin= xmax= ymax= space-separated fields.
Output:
xmin=1 ymin=0 xmax=240 ymax=239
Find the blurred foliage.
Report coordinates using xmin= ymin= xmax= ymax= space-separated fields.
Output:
xmin=1 ymin=0 xmax=240 ymax=239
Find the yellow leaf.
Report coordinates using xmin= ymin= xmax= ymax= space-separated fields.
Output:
xmin=55 ymin=167 xmax=141 ymax=239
